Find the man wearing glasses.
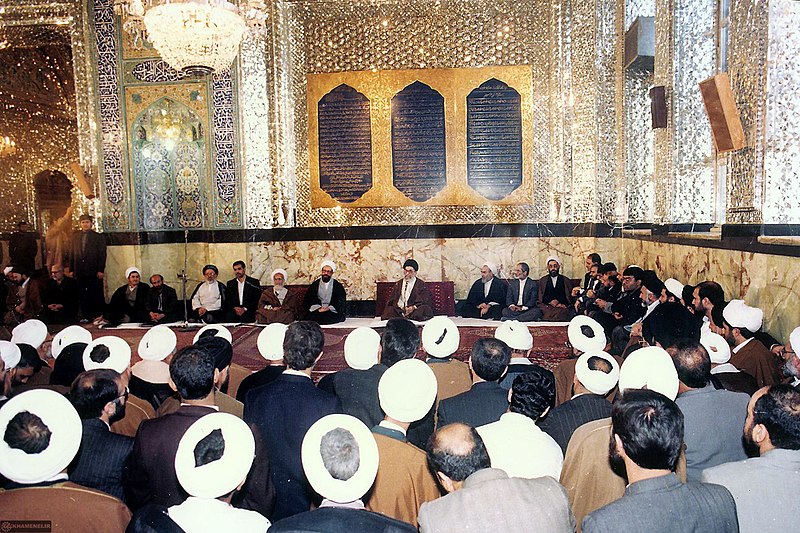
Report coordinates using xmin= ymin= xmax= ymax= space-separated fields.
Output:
xmin=41 ymin=265 xmax=79 ymax=324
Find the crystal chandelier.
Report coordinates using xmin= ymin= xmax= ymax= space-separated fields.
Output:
xmin=0 ymin=136 xmax=17 ymax=158
xmin=116 ymin=0 xmax=268 ymax=76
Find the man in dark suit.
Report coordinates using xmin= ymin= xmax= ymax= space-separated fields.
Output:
xmin=225 ymin=260 xmax=261 ymax=323
xmin=145 ymin=274 xmax=181 ymax=324
xmin=502 ymin=262 xmax=541 ymax=322
xmin=304 ymin=260 xmax=347 ymax=324
xmin=41 ymin=264 xmax=79 ymax=324
xmin=537 ymin=256 xmax=575 ymax=322
xmin=244 ymin=321 xmax=341 ymax=521
xmin=462 ymin=263 xmax=507 ymax=320
xmin=103 ymin=267 xmax=150 ymax=325
xmin=68 ymin=369 xmax=134 ymax=502
xmin=539 ymin=351 xmax=619 ymax=453
xmin=381 ymin=259 xmax=434 ymax=321
xmin=581 ymin=389 xmax=738 ymax=533
xmin=437 ymin=337 xmax=511 ymax=429
xmin=69 ymin=214 xmax=106 ymax=322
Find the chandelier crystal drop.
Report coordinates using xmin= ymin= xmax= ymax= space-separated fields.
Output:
xmin=0 ymin=136 xmax=17 ymax=158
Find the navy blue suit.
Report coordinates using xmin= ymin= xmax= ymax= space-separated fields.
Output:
xmin=244 ymin=373 xmax=341 ymax=521
xmin=537 ymin=393 xmax=612 ymax=454
xmin=269 ymin=506 xmax=417 ymax=533
xmin=69 ymin=418 xmax=133 ymax=502
xmin=436 ymin=381 xmax=509 ymax=429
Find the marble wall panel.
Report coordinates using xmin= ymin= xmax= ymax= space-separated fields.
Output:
xmin=620 ymin=238 xmax=800 ymax=342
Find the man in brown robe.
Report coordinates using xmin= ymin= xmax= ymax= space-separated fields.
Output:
xmin=366 ymin=358 xmax=442 ymax=526
xmin=381 ymin=259 xmax=434 ymax=321
xmin=256 ymin=268 xmax=300 ymax=324
xmin=423 ymin=316 xmax=471 ymax=409
xmin=722 ymin=299 xmax=782 ymax=388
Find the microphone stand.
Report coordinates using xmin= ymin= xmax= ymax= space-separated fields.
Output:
xmin=177 ymin=229 xmax=191 ymax=331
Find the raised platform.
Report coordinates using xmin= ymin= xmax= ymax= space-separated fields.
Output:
xmin=49 ymin=319 xmax=571 ymax=382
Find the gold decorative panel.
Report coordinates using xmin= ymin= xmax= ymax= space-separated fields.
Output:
xmin=307 ymin=66 xmax=534 ymax=208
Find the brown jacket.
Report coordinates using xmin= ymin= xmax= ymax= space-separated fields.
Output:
xmin=427 ymin=358 xmax=472 ymax=421
xmin=156 ymin=390 xmax=244 ymax=418
xmin=729 ymin=338 xmax=782 ymax=388
xmin=381 ymin=278 xmax=434 ymax=321
xmin=111 ymin=393 xmax=155 ymax=438
xmin=0 ymin=481 xmax=131 ymax=533
xmin=256 ymin=287 xmax=300 ymax=324
xmin=366 ymin=429 xmax=442 ymax=526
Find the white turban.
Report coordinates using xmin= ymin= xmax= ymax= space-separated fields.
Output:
xmin=321 ymin=260 xmax=336 ymax=273
xmin=618 ymin=346 xmax=679 ymax=401
xmin=271 ymin=269 xmax=288 ymax=282
xmin=722 ymin=299 xmax=763 ymax=333
xmin=568 ymin=316 xmax=607 ymax=353
xmin=51 ymin=325 xmax=92 ymax=359
xmin=3 ymin=267 xmax=12 ymax=276
xmin=0 ymin=389 xmax=82 ymax=484
xmin=791 ymin=327 xmax=800 ymax=356
xmin=494 ymin=320 xmax=533 ymax=351
xmin=546 ymin=256 xmax=561 ymax=266
xmin=175 ymin=413 xmax=256 ymax=499
xmin=257 ymin=323 xmax=288 ymax=362
xmin=193 ymin=324 xmax=232 ymax=345
xmin=422 ymin=316 xmax=460 ymax=358
xmin=664 ymin=278 xmax=685 ymax=299
xmin=0 ymin=341 xmax=22 ymax=370
xmin=344 ymin=327 xmax=381 ymax=370
xmin=11 ymin=320 xmax=48 ymax=350
xmin=125 ymin=266 xmax=140 ymax=279
xmin=700 ymin=331 xmax=731 ymax=364
xmin=575 ymin=351 xmax=620 ymax=396
xmin=483 ymin=262 xmax=498 ymax=276
xmin=302 ymin=414 xmax=379 ymax=504
xmin=378 ymin=359 xmax=437 ymax=423
xmin=138 ymin=325 xmax=177 ymax=361
xmin=82 ymin=336 xmax=132 ymax=374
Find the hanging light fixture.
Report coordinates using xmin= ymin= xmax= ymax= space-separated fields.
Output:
xmin=0 ymin=136 xmax=17 ymax=158
xmin=116 ymin=0 xmax=268 ymax=76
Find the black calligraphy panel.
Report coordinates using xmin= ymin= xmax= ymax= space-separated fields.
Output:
xmin=317 ymin=84 xmax=373 ymax=203
xmin=391 ymin=81 xmax=447 ymax=202
xmin=466 ymin=79 xmax=523 ymax=201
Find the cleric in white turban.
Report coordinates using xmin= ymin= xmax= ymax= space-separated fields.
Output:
xmin=722 ymin=299 xmax=782 ymax=387
xmin=422 ymin=316 xmax=471 ymax=402
xmin=235 ymin=323 xmax=289 ymax=403
xmin=255 ymin=268 xmax=300 ymax=325
xmin=100 ymin=265 xmax=150 ymax=325
xmin=462 ymin=261 xmax=507 ymax=320
xmin=304 ymin=259 xmax=347 ymax=325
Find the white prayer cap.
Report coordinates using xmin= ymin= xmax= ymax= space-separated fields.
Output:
xmin=546 ymin=255 xmax=561 ymax=266
xmin=422 ymin=316 xmax=460 ymax=358
xmin=3 ymin=266 xmax=12 ymax=276
xmin=271 ymin=269 xmax=288 ymax=282
xmin=494 ymin=320 xmax=533 ymax=351
xmin=0 ymin=389 xmax=82 ymax=484
xmin=321 ymin=260 xmax=336 ymax=272
xmin=483 ymin=262 xmax=498 ymax=275
xmin=575 ymin=351 xmax=620 ymax=396
xmin=302 ymin=414 xmax=379 ymax=504
xmin=138 ymin=325 xmax=177 ymax=361
xmin=175 ymin=413 xmax=256 ymax=499
xmin=568 ymin=316 xmax=607 ymax=353
xmin=0 ymin=341 xmax=22 ymax=370
xmin=379 ymin=358 xmax=437 ymax=423
xmin=618 ymin=346 xmax=679 ymax=401
xmin=664 ymin=278 xmax=685 ymax=298
xmin=790 ymin=327 xmax=800 ymax=356
xmin=125 ymin=266 xmax=140 ymax=279
xmin=51 ymin=325 xmax=92 ymax=359
xmin=722 ymin=299 xmax=763 ymax=333
xmin=82 ymin=336 xmax=132 ymax=374
xmin=257 ymin=323 xmax=288 ymax=362
xmin=344 ymin=327 xmax=381 ymax=370
xmin=193 ymin=324 xmax=232 ymax=345
xmin=131 ymin=360 xmax=170 ymax=384
xmin=11 ymin=320 xmax=48 ymax=350
xmin=700 ymin=331 xmax=731 ymax=364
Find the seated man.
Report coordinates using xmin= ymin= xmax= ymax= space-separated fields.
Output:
xmin=271 ymin=414 xmax=415 ymax=532
xmin=41 ymin=264 xmax=79 ymax=324
xmin=501 ymin=262 xmax=541 ymax=322
xmin=537 ymin=256 xmax=574 ymax=322
xmin=304 ymin=260 xmax=347 ymax=325
xmin=256 ymin=268 xmax=300 ymax=324
xmin=419 ymin=423 xmax=575 ymax=533
xmin=582 ymin=389 xmax=738 ymax=533
xmin=225 ymin=260 xmax=261 ymax=323
xmin=190 ymin=264 xmax=227 ymax=324
xmin=102 ymin=266 xmax=150 ymax=325
xmin=5 ymin=267 xmax=44 ymax=325
xmin=701 ymin=384 xmax=800 ymax=533
xmin=0 ymin=389 xmax=132 ymax=532
xmin=381 ymin=259 xmax=434 ymax=322
xmin=423 ymin=316 xmax=471 ymax=404
xmin=722 ymin=299 xmax=783 ymax=388
xmin=145 ymin=274 xmax=181 ymax=325
xmin=462 ymin=262 xmax=507 ymax=320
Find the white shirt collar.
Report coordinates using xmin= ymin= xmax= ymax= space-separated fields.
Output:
xmin=379 ymin=419 xmax=407 ymax=436
xmin=283 ymin=368 xmax=312 ymax=379
xmin=710 ymin=363 xmax=739 ymax=374
xmin=732 ymin=337 xmax=754 ymax=354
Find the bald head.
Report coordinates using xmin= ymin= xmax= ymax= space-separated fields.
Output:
xmin=426 ymin=423 xmax=490 ymax=489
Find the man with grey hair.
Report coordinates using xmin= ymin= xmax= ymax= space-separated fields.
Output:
xmin=502 ymin=262 xmax=541 ymax=322
xmin=462 ymin=263 xmax=507 ymax=320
